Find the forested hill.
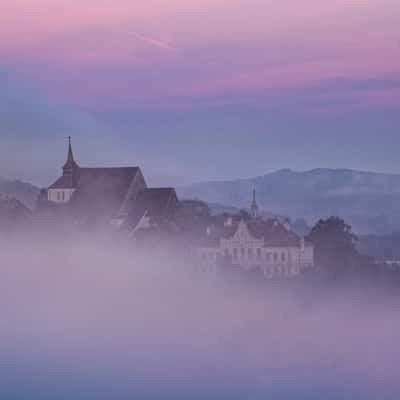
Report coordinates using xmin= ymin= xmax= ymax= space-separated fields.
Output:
xmin=179 ymin=168 xmax=400 ymax=235
xmin=0 ymin=177 xmax=40 ymax=209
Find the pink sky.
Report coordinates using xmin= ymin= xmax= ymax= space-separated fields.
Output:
xmin=1 ymin=0 xmax=399 ymax=109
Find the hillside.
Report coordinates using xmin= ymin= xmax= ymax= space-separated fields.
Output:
xmin=0 ymin=177 xmax=40 ymax=209
xmin=178 ymin=169 xmax=400 ymax=234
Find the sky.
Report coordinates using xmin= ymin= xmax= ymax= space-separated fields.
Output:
xmin=1 ymin=0 xmax=399 ymax=186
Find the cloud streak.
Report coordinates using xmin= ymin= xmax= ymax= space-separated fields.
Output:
xmin=127 ymin=30 xmax=178 ymax=52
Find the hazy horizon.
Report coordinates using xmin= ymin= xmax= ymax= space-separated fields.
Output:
xmin=6 ymin=166 xmax=400 ymax=191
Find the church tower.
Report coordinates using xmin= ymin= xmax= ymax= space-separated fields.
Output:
xmin=47 ymin=137 xmax=80 ymax=203
xmin=62 ymin=136 xmax=79 ymax=179
xmin=250 ymin=188 xmax=259 ymax=219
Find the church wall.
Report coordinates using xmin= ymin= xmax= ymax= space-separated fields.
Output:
xmin=48 ymin=188 xmax=75 ymax=203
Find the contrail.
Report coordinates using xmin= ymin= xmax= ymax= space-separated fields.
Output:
xmin=127 ymin=31 xmax=178 ymax=52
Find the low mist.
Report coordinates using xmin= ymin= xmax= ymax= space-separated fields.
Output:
xmin=1 ymin=233 xmax=399 ymax=399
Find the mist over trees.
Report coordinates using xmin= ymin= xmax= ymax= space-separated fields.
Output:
xmin=307 ymin=217 xmax=358 ymax=275
xmin=305 ymin=217 xmax=400 ymax=288
xmin=0 ymin=191 xmax=400 ymax=290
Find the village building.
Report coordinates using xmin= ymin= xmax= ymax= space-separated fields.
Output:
xmin=40 ymin=138 xmax=178 ymax=230
xmin=192 ymin=191 xmax=314 ymax=278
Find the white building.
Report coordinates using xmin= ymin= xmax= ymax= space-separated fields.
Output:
xmin=192 ymin=198 xmax=314 ymax=279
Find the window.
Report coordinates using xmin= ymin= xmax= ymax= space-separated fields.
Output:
xmin=224 ymin=248 xmax=229 ymax=258
xmin=62 ymin=191 xmax=65 ymax=201
xmin=266 ymin=253 xmax=271 ymax=261
xmin=233 ymin=248 xmax=238 ymax=260
xmin=257 ymin=248 xmax=261 ymax=261
xmin=281 ymin=252 xmax=286 ymax=262
xmin=248 ymin=248 xmax=253 ymax=260
xmin=274 ymin=252 xmax=278 ymax=262
xmin=241 ymin=248 xmax=245 ymax=259
xmin=57 ymin=191 xmax=61 ymax=201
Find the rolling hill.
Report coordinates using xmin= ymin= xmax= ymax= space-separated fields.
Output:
xmin=178 ymin=169 xmax=400 ymax=234
xmin=0 ymin=177 xmax=40 ymax=210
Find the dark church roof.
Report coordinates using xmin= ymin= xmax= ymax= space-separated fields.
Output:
xmin=70 ymin=167 xmax=141 ymax=218
xmin=125 ymin=188 xmax=178 ymax=229
xmin=49 ymin=175 xmax=76 ymax=189
xmin=134 ymin=188 xmax=177 ymax=217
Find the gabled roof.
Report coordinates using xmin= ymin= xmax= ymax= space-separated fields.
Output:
xmin=70 ymin=167 xmax=141 ymax=218
xmin=135 ymin=188 xmax=177 ymax=217
xmin=49 ymin=175 xmax=76 ymax=189
xmin=126 ymin=187 xmax=178 ymax=229
xmin=199 ymin=218 xmax=303 ymax=247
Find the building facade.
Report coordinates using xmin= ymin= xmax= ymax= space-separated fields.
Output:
xmin=192 ymin=192 xmax=314 ymax=279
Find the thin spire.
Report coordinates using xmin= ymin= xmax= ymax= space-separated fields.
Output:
xmin=63 ymin=136 xmax=79 ymax=176
xmin=250 ymin=187 xmax=258 ymax=218
xmin=67 ymin=136 xmax=74 ymax=162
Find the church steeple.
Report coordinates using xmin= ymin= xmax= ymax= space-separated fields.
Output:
xmin=62 ymin=136 xmax=79 ymax=177
xmin=250 ymin=188 xmax=259 ymax=218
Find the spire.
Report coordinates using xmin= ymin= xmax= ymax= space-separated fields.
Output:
xmin=250 ymin=188 xmax=258 ymax=218
xmin=62 ymin=136 xmax=79 ymax=177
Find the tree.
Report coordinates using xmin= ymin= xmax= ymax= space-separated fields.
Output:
xmin=307 ymin=217 xmax=359 ymax=276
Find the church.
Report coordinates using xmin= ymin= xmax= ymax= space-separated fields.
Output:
xmin=41 ymin=138 xmax=178 ymax=230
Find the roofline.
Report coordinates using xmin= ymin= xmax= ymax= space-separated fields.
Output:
xmin=78 ymin=166 xmax=141 ymax=170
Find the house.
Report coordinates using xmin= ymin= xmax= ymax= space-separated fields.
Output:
xmin=42 ymin=138 xmax=178 ymax=230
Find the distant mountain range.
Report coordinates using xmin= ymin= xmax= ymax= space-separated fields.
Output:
xmin=178 ymin=169 xmax=400 ymax=235
xmin=0 ymin=177 xmax=40 ymax=210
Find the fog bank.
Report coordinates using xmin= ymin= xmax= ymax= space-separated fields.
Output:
xmin=1 ymin=234 xmax=399 ymax=399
